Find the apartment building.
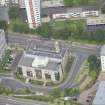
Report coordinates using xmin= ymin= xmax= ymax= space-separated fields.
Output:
xmin=0 ymin=29 xmax=7 ymax=59
xmin=87 ymin=15 xmax=105 ymax=31
xmin=92 ymin=81 xmax=105 ymax=105
xmin=0 ymin=7 xmax=9 ymax=23
xmin=0 ymin=0 xmax=18 ymax=6
xmin=24 ymin=0 xmax=41 ymax=28
xmin=18 ymin=41 xmax=69 ymax=82
xmin=42 ymin=6 xmax=100 ymax=20
xmin=100 ymin=45 xmax=105 ymax=72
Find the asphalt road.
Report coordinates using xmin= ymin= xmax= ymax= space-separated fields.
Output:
xmin=0 ymin=96 xmax=48 ymax=105
xmin=10 ymin=51 xmax=23 ymax=71
xmin=0 ymin=32 xmax=101 ymax=94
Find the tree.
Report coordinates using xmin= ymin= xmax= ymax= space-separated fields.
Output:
xmin=0 ymin=21 xmax=8 ymax=31
xmin=12 ymin=22 xmax=30 ymax=33
xmin=101 ymin=5 xmax=105 ymax=13
xmin=88 ymin=55 xmax=101 ymax=79
xmin=36 ymin=23 xmax=51 ymax=38
xmin=8 ymin=6 xmax=19 ymax=19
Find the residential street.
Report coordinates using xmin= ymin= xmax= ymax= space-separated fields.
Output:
xmin=0 ymin=32 xmax=101 ymax=94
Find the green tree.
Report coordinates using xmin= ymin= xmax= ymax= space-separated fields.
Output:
xmin=101 ymin=5 xmax=105 ymax=13
xmin=0 ymin=21 xmax=8 ymax=31
xmin=36 ymin=23 xmax=51 ymax=38
xmin=88 ymin=55 xmax=101 ymax=79
xmin=8 ymin=6 xmax=19 ymax=19
xmin=12 ymin=22 xmax=29 ymax=33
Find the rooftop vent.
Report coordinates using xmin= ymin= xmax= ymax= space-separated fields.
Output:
xmin=55 ymin=41 xmax=60 ymax=53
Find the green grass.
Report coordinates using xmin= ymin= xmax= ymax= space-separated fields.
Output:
xmin=29 ymin=79 xmax=44 ymax=85
xmin=75 ymin=60 xmax=93 ymax=91
xmin=15 ymin=88 xmax=32 ymax=95
xmin=0 ymin=83 xmax=12 ymax=95
xmin=14 ymin=95 xmax=53 ymax=102
xmin=63 ymin=0 xmax=100 ymax=7
xmin=75 ymin=57 xmax=100 ymax=91
xmin=63 ymin=57 xmax=74 ymax=82
xmin=53 ymin=19 xmax=86 ymax=31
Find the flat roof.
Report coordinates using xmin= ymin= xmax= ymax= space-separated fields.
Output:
xmin=42 ymin=6 xmax=99 ymax=15
xmin=0 ymin=7 xmax=9 ymax=22
xmin=0 ymin=29 xmax=4 ymax=34
xmin=101 ymin=45 xmax=105 ymax=56
xmin=93 ymin=81 xmax=105 ymax=105
xmin=87 ymin=15 xmax=105 ymax=26
xmin=18 ymin=55 xmax=60 ymax=71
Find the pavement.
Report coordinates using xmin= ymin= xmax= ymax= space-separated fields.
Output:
xmin=0 ymin=32 xmax=101 ymax=94
xmin=10 ymin=51 xmax=23 ymax=71
xmin=0 ymin=96 xmax=48 ymax=105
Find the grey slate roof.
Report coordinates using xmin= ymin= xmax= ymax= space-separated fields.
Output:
xmin=101 ymin=45 xmax=105 ymax=56
xmin=0 ymin=7 xmax=9 ymax=22
xmin=18 ymin=55 xmax=60 ymax=71
xmin=26 ymin=40 xmax=67 ymax=59
xmin=82 ymin=6 xmax=100 ymax=11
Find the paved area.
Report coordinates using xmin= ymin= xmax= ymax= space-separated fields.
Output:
xmin=10 ymin=51 xmax=23 ymax=71
xmin=78 ymin=82 xmax=99 ymax=105
xmin=0 ymin=96 xmax=48 ymax=105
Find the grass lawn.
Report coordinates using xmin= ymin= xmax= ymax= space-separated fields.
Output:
xmin=14 ymin=95 xmax=53 ymax=102
xmin=29 ymin=79 xmax=44 ymax=85
xmin=53 ymin=19 xmax=86 ymax=31
xmin=8 ymin=18 xmax=33 ymax=34
xmin=63 ymin=57 xmax=74 ymax=82
xmin=63 ymin=0 xmax=100 ymax=7
xmin=75 ymin=60 xmax=93 ymax=91
xmin=15 ymin=88 xmax=32 ymax=95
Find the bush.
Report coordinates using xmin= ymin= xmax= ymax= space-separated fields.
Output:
xmin=101 ymin=5 xmax=105 ymax=13
xmin=11 ymin=20 xmax=30 ymax=33
xmin=64 ymin=88 xmax=80 ymax=96
xmin=88 ymin=55 xmax=101 ymax=79
xmin=0 ymin=49 xmax=11 ymax=72
xmin=0 ymin=83 xmax=12 ymax=95
xmin=0 ymin=21 xmax=8 ymax=31
xmin=36 ymin=23 xmax=51 ymax=38
xmin=51 ymin=88 xmax=61 ymax=98
xmin=29 ymin=79 xmax=44 ymax=85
